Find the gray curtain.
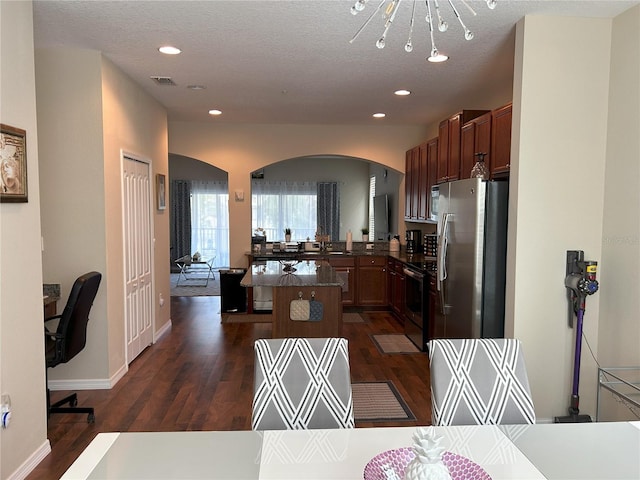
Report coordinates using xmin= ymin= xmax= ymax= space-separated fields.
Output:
xmin=317 ymin=182 xmax=339 ymax=242
xmin=170 ymin=180 xmax=191 ymax=261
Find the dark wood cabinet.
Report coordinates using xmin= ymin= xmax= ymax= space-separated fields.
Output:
xmin=404 ymin=144 xmax=424 ymax=221
xmin=417 ymin=142 xmax=428 ymax=221
xmin=490 ymin=103 xmax=512 ymax=178
xmin=387 ymin=258 xmax=406 ymax=320
xmin=405 ymin=138 xmax=437 ymax=222
xmin=356 ymin=255 xmax=387 ymax=306
xmin=460 ymin=112 xmax=492 ymax=179
xmin=437 ymin=110 xmax=490 ymax=184
xmin=329 ymin=256 xmax=356 ymax=306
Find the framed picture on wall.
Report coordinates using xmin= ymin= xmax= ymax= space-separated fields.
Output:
xmin=0 ymin=124 xmax=28 ymax=203
xmin=156 ymin=174 xmax=166 ymax=210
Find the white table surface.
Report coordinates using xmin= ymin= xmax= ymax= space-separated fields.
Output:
xmin=62 ymin=426 xmax=545 ymax=480
xmin=259 ymin=426 xmax=544 ymax=480
xmin=61 ymin=422 xmax=640 ymax=480
xmin=499 ymin=422 xmax=640 ymax=480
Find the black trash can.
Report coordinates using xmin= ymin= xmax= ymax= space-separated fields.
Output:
xmin=220 ymin=268 xmax=247 ymax=313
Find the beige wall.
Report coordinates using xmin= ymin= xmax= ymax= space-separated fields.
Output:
xmin=36 ymin=48 xmax=169 ymax=386
xmin=598 ymin=4 xmax=640 ymax=420
xmin=0 ymin=2 xmax=50 ymax=478
xmin=101 ymin=56 xmax=170 ymax=371
xmin=168 ymin=122 xmax=427 ymax=266
xmin=508 ymin=15 xmax=614 ymax=421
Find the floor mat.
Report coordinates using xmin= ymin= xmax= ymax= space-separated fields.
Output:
xmin=170 ymin=274 xmax=220 ymax=297
xmin=352 ymin=381 xmax=416 ymax=421
xmin=371 ymin=334 xmax=421 ymax=354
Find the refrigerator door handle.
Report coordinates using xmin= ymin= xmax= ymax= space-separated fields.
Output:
xmin=437 ymin=213 xmax=450 ymax=289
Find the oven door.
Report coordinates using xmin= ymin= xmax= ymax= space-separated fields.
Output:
xmin=403 ymin=266 xmax=426 ymax=351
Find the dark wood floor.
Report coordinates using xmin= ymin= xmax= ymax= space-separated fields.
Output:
xmin=28 ymin=296 xmax=431 ymax=479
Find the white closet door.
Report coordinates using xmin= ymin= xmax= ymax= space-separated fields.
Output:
xmin=123 ymin=155 xmax=154 ymax=363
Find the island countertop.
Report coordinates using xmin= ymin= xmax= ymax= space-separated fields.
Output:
xmin=240 ymin=260 xmax=344 ymax=288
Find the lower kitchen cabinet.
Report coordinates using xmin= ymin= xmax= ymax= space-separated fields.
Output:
xmin=387 ymin=258 xmax=406 ymax=320
xmin=357 ymin=255 xmax=388 ymax=306
xmin=329 ymin=256 xmax=356 ymax=306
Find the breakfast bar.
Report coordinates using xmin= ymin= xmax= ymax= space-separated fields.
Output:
xmin=241 ymin=259 xmax=344 ymax=338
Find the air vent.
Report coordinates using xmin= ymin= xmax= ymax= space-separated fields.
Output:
xmin=150 ymin=76 xmax=176 ymax=86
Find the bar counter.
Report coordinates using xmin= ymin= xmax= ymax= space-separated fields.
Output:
xmin=241 ymin=260 xmax=344 ymax=338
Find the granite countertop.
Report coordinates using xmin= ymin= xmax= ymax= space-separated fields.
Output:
xmin=241 ymin=260 xmax=344 ymax=288
xmin=43 ymin=283 xmax=61 ymax=305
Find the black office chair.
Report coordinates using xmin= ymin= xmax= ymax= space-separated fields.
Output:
xmin=45 ymin=271 xmax=102 ymax=423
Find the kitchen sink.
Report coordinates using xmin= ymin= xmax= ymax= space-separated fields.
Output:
xmin=328 ymin=251 xmax=344 ymax=255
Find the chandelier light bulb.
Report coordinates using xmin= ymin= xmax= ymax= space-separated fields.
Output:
xmin=464 ymin=28 xmax=474 ymax=40
xmin=438 ymin=19 xmax=448 ymax=32
xmin=376 ymin=37 xmax=386 ymax=49
xmin=405 ymin=41 xmax=413 ymax=53
xmin=486 ymin=0 xmax=497 ymax=9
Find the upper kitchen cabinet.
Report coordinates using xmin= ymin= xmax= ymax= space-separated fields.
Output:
xmin=422 ymin=138 xmax=438 ymax=221
xmin=437 ymin=110 xmax=489 ymax=184
xmin=460 ymin=112 xmax=492 ymax=179
xmin=490 ymin=103 xmax=512 ymax=178
xmin=405 ymin=139 xmax=437 ymax=223
xmin=404 ymin=143 xmax=425 ymax=221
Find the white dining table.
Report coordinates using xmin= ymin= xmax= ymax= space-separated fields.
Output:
xmin=60 ymin=422 xmax=640 ymax=480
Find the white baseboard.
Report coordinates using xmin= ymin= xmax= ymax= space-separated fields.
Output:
xmin=48 ymin=363 xmax=128 ymax=391
xmin=7 ymin=439 xmax=51 ymax=480
xmin=154 ymin=318 xmax=172 ymax=342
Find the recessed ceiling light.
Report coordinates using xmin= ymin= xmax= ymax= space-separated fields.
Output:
xmin=208 ymin=109 xmax=222 ymax=116
xmin=158 ymin=46 xmax=181 ymax=55
xmin=427 ymin=53 xmax=449 ymax=63
xmin=372 ymin=113 xmax=386 ymax=119
xmin=394 ymin=89 xmax=411 ymax=96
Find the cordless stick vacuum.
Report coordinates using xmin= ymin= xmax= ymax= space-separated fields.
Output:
xmin=554 ymin=250 xmax=599 ymax=423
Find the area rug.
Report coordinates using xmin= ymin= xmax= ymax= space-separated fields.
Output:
xmin=221 ymin=313 xmax=272 ymax=324
xmin=371 ymin=334 xmax=421 ymax=354
xmin=352 ymin=381 xmax=416 ymax=421
xmin=170 ymin=273 xmax=220 ymax=297
xmin=343 ymin=312 xmax=365 ymax=323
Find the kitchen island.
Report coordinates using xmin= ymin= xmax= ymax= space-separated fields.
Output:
xmin=240 ymin=260 xmax=344 ymax=338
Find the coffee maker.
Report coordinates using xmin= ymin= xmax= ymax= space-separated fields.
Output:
xmin=405 ymin=230 xmax=421 ymax=254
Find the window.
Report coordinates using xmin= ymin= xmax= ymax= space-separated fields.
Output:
xmin=252 ymin=181 xmax=317 ymax=242
xmin=190 ymin=181 xmax=229 ymax=268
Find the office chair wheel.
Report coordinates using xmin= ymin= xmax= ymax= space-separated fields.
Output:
xmin=87 ymin=413 xmax=95 ymax=423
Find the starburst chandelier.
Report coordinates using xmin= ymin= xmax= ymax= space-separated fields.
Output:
xmin=349 ymin=0 xmax=497 ymax=62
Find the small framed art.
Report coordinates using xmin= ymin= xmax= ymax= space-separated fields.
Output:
xmin=0 ymin=124 xmax=28 ymax=203
xmin=156 ymin=174 xmax=166 ymax=210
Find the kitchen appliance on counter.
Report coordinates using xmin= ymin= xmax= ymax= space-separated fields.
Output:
xmin=405 ymin=230 xmax=421 ymax=254
xmin=435 ymin=177 xmax=509 ymax=339
xmin=423 ymin=234 xmax=437 ymax=257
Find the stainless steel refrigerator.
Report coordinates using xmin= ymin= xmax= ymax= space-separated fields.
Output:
xmin=434 ymin=177 xmax=509 ymax=339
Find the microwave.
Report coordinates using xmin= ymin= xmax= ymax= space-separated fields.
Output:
xmin=429 ymin=185 xmax=439 ymax=222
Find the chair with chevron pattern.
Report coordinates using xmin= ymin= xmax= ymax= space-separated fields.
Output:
xmin=428 ymin=338 xmax=536 ymax=426
xmin=252 ymin=337 xmax=354 ymax=430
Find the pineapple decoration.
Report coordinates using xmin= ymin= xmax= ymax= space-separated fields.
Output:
xmin=403 ymin=427 xmax=452 ymax=480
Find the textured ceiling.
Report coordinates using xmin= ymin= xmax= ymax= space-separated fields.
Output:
xmin=33 ymin=0 xmax=638 ymax=126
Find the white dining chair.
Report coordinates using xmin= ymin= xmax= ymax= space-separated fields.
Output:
xmin=428 ymin=338 xmax=536 ymax=426
xmin=252 ymin=337 xmax=354 ymax=430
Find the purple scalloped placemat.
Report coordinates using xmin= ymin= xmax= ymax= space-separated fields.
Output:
xmin=363 ymin=447 xmax=491 ymax=480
